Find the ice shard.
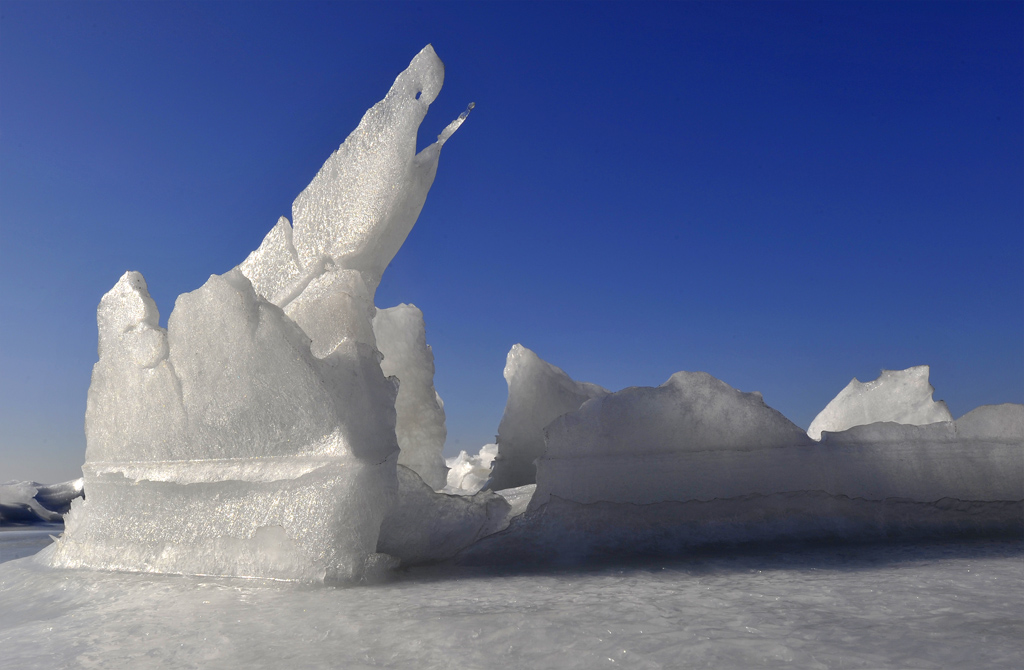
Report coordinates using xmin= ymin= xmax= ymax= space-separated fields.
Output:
xmin=808 ymin=365 xmax=952 ymax=440
xmin=47 ymin=46 xmax=469 ymax=582
xmin=373 ymin=304 xmax=449 ymax=490
xmin=488 ymin=345 xmax=609 ymax=490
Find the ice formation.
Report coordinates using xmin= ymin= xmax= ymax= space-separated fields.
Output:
xmin=530 ymin=371 xmax=816 ymax=508
xmin=373 ymin=304 xmax=448 ymax=490
xmin=47 ymin=45 xmax=470 ymax=582
xmin=531 ymin=371 xmax=1022 ymax=509
xmin=376 ymin=465 xmax=510 ymax=564
xmin=17 ymin=45 xmax=1021 ymax=584
xmin=0 ymin=479 xmax=83 ymax=525
xmin=488 ymin=345 xmax=608 ymax=490
xmin=444 ymin=443 xmax=498 ymax=493
xmin=455 ymin=370 xmax=1023 ymax=564
xmin=807 ymin=365 xmax=952 ymax=440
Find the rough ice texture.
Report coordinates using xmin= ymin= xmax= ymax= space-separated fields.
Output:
xmin=52 ymin=46 xmax=467 ymax=582
xmin=0 ymin=479 xmax=83 ymax=525
xmin=289 ymin=46 xmax=453 ymax=292
xmin=808 ymin=365 xmax=952 ymax=440
xmin=488 ymin=345 xmax=609 ymax=490
xmin=284 ymin=266 xmax=376 ymax=354
xmin=377 ymin=465 xmax=510 ymax=564
xmin=373 ymin=305 xmax=448 ymax=490
xmin=51 ymin=464 xmax=394 ymax=582
xmin=445 ymin=443 xmax=498 ymax=494
xmin=83 ymin=270 xmax=398 ymax=465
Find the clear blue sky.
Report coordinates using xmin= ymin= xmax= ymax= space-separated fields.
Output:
xmin=2 ymin=1 xmax=1021 ymax=483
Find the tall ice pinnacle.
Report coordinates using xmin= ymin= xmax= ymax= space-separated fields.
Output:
xmin=290 ymin=44 xmax=464 ymax=295
xmin=48 ymin=46 xmax=468 ymax=583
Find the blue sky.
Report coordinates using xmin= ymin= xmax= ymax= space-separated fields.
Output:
xmin=1 ymin=1 xmax=1021 ymax=483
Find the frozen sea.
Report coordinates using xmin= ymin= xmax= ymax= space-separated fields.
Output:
xmin=1 ymin=530 xmax=1021 ymax=669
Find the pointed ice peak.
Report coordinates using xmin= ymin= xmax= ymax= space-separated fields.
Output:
xmin=289 ymin=45 xmax=453 ymax=292
xmin=807 ymin=365 xmax=953 ymax=440
xmin=438 ymin=102 xmax=474 ymax=146
xmin=98 ymin=271 xmax=159 ymax=335
xmin=489 ymin=345 xmax=609 ymax=490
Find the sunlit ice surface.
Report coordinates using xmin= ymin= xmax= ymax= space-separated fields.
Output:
xmin=1 ymin=536 xmax=1020 ymax=669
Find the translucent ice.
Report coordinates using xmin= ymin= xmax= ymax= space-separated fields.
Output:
xmin=376 ymin=465 xmax=509 ymax=564
xmin=289 ymin=45 xmax=464 ymax=292
xmin=488 ymin=345 xmax=609 ymax=490
xmin=51 ymin=46 xmax=468 ymax=582
xmin=373 ymin=304 xmax=448 ymax=490
xmin=808 ymin=365 xmax=952 ymax=440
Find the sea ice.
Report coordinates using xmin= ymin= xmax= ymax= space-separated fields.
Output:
xmin=470 ymin=370 xmax=1024 ymax=563
xmin=487 ymin=345 xmax=608 ymax=490
xmin=48 ymin=45 xmax=470 ymax=582
xmin=373 ymin=304 xmax=448 ymax=490
xmin=444 ymin=443 xmax=497 ymax=493
xmin=0 ymin=479 xmax=83 ymax=525
xmin=376 ymin=465 xmax=510 ymax=564
xmin=531 ymin=370 xmax=815 ymax=508
xmin=808 ymin=365 xmax=952 ymax=440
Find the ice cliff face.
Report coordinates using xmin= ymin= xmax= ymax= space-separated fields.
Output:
xmin=48 ymin=46 xmax=469 ymax=582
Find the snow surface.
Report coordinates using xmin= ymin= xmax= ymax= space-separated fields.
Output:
xmin=1 ymin=535 xmax=1020 ymax=669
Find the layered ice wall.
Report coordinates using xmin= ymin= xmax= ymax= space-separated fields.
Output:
xmin=48 ymin=46 xmax=469 ymax=582
xmin=373 ymin=304 xmax=449 ymax=490
xmin=460 ymin=371 xmax=1022 ymax=565
xmin=531 ymin=371 xmax=815 ymax=509
xmin=808 ymin=366 xmax=952 ymax=440
xmin=532 ymin=371 xmax=1022 ymax=509
xmin=488 ymin=345 xmax=609 ymax=490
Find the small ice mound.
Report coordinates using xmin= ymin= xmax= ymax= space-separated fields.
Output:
xmin=377 ymin=465 xmax=510 ymax=565
xmin=488 ymin=345 xmax=609 ymax=490
xmin=444 ymin=443 xmax=498 ymax=494
xmin=808 ymin=365 xmax=952 ymax=440
xmin=374 ymin=304 xmax=449 ymax=490
xmin=531 ymin=371 xmax=813 ymax=509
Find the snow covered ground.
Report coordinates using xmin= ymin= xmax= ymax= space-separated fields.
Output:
xmin=1 ymin=533 xmax=1020 ymax=669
